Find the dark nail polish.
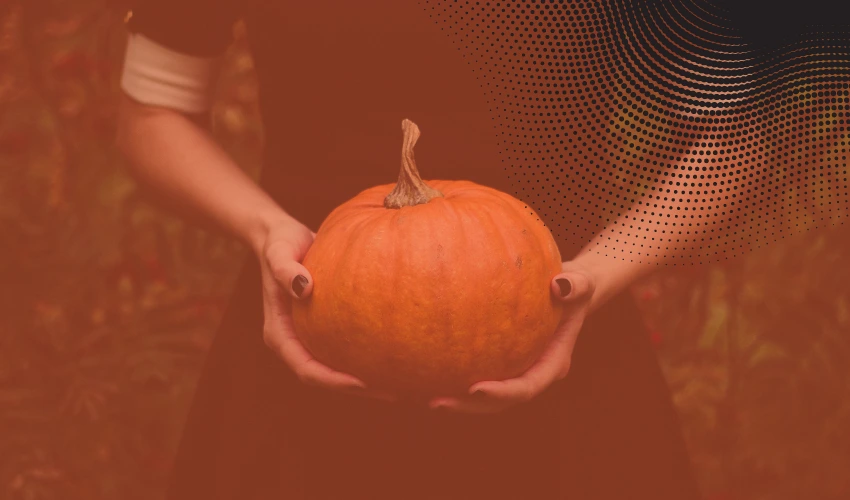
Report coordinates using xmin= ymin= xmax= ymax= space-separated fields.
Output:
xmin=556 ymin=278 xmax=572 ymax=297
xmin=292 ymin=275 xmax=309 ymax=297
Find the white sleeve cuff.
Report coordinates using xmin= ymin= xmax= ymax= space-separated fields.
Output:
xmin=120 ymin=33 xmax=221 ymax=114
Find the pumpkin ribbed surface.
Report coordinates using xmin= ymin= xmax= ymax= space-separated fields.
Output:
xmin=291 ymin=120 xmax=563 ymax=396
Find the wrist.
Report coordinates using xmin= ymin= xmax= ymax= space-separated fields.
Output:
xmin=243 ymin=207 xmax=300 ymax=257
xmin=568 ymin=248 xmax=653 ymax=313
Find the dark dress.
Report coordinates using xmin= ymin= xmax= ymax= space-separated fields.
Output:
xmin=126 ymin=1 xmax=702 ymax=498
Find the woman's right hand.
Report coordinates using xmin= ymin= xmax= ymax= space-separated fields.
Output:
xmin=256 ymin=217 xmax=395 ymax=401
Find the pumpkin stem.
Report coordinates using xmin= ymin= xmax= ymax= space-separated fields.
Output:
xmin=383 ymin=119 xmax=444 ymax=209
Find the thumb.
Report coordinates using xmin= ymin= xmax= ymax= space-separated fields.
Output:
xmin=268 ymin=259 xmax=314 ymax=300
xmin=550 ymin=270 xmax=594 ymax=304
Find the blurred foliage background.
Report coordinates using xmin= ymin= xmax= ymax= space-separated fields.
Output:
xmin=1 ymin=1 xmax=849 ymax=499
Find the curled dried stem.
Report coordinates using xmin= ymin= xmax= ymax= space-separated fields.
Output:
xmin=384 ymin=119 xmax=444 ymax=209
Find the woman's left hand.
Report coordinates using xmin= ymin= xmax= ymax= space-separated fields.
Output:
xmin=427 ymin=262 xmax=596 ymax=414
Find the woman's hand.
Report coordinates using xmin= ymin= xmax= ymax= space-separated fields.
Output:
xmin=427 ymin=261 xmax=597 ymax=414
xmin=257 ymin=218 xmax=395 ymax=402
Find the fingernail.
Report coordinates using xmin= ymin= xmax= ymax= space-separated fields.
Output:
xmin=556 ymin=278 xmax=572 ymax=297
xmin=292 ymin=275 xmax=309 ymax=297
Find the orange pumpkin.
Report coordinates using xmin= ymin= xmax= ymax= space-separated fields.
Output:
xmin=291 ymin=119 xmax=564 ymax=397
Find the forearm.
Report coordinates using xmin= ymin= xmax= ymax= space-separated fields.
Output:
xmin=567 ymin=137 xmax=724 ymax=311
xmin=115 ymin=94 xmax=292 ymax=254
xmin=569 ymin=198 xmax=689 ymax=313
xmin=569 ymin=241 xmax=654 ymax=314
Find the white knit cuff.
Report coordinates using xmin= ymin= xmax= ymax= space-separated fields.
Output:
xmin=120 ymin=33 xmax=220 ymax=114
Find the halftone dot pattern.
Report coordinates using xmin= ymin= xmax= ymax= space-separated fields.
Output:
xmin=419 ymin=0 xmax=850 ymax=264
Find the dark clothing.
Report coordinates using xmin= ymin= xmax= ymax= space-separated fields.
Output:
xmin=714 ymin=0 xmax=850 ymax=49
xmin=173 ymin=260 xmax=699 ymax=500
xmin=127 ymin=1 xmax=706 ymax=498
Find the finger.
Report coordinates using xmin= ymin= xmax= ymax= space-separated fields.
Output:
xmin=261 ymin=280 xmax=365 ymax=392
xmin=429 ymin=395 xmax=510 ymax=414
xmin=428 ymin=332 xmax=581 ymax=414
xmin=550 ymin=271 xmax=593 ymax=303
xmin=468 ymin=323 xmax=582 ymax=402
xmin=274 ymin=328 xmax=381 ymax=395
xmin=462 ymin=376 xmax=548 ymax=409
xmin=290 ymin=354 xmax=368 ymax=391
xmin=266 ymin=255 xmax=314 ymax=300
xmin=464 ymin=378 xmax=538 ymax=407
xmin=273 ymin=310 xmax=366 ymax=390
xmin=428 ymin=387 xmax=518 ymax=412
